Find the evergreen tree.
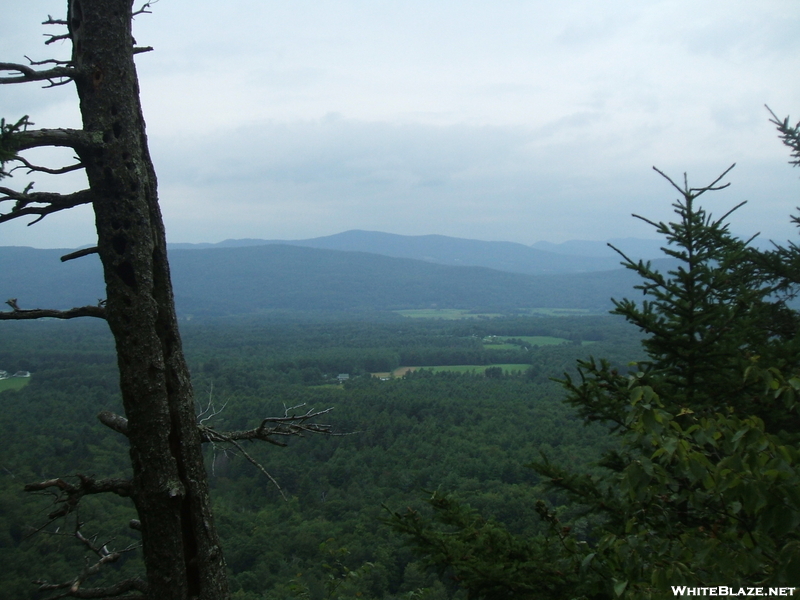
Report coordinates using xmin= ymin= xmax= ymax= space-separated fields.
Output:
xmin=390 ymin=117 xmax=800 ymax=598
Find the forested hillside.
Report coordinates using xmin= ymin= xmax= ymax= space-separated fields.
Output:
xmin=0 ymin=314 xmax=641 ymax=599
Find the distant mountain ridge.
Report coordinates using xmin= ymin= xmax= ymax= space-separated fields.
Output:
xmin=0 ymin=244 xmax=664 ymax=317
xmin=168 ymin=230 xmax=666 ymax=275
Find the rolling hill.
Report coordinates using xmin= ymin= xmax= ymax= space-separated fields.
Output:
xmin=169 ymin=230 xmax=642 ymax=274
xmin=0 ymin=244 xmax=656 ymax=316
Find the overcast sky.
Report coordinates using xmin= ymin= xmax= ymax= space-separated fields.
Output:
xmin=2 ymin=1 xmax=799 ymax=249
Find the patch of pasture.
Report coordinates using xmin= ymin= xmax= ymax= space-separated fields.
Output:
xmin=523 ymin=308 xmax=597 ymax=316
xmin=427 ymin=364 xmax=530 ymax=374
xmin=394 ymin=308 xmax=605 ymax=320
xmin=379 ymin=365 xmax=531 ymax=378
xmin=511 ymin=336 xmax=569 ymax=346
xmin=481 ymin=342 xmax=521 ymax=350
xmin=394 ymin=309 xmax=505 ymax=319
xmin=0 ymin=377 xmax=30 ymax=393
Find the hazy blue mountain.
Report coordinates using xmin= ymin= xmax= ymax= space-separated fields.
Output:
xmin=0 ymin=244 xmax=665 ymax=317
xmin=170 ymin=230 xmax=627 ymax=274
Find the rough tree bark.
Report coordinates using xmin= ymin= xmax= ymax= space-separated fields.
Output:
xmin=70 ymin=3 xmax=230 ymax=598
xmin=1 ymin=1 xmax=231 ymax=598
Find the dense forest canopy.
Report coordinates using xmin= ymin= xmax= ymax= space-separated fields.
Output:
xmin=0 ymin=313 xmax=640 ymax=599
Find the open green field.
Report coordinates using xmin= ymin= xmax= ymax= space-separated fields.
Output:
xmin=480 ymin=342 xmax=521 ymax=349
xmin=523 ymin=308 xmax=598 ymax=316
xmin=427 ymin=364 xmax=531 ymax=374
xmin=384 ymin=364 xmax=531 ymax=377
xmin=484 ymin=336 xmax=597 ymax=348
xmin=514 ymin=335 xmax=568 ymax=345
xmin=0 ymin=377 xmax=30 ymax=393
xmin=394 ymin=309 xmax=506 ymax=319
xmin=483 ymin=335 xmax=568 ymax=346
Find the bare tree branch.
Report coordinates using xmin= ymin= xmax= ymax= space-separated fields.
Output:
xmin=208 ymin=430 xmax=289 ymax=499
xmin=43 ymin=15 xmax=69 ymax=26
xmin=133 ymin=0 xmax=159 ymax=18
xmin=98 ymin=404 xmax=346 ymax=444
xmin=0 ymin=187 xmax=94 ymax=225
xmin=37 ymin=579 xmax=147 ymax=600
xmin=9 ymin=128 xmax=101 ymax=152
xmin=44 ymin=32 xmax=72 ymax=46
xmin=203 ymin=404 xmax=339 ymax=445
xmin=197 ymin=401 xmax=350 ymax=498
xmin=24 ymin=55 xmax=72 ymax=67
xmin=0 ymin=300 xmax=106 ymax=321
xmin=61 ymin=247 xmax=99 ymax=262
xmin=9 ymin=154 xmax=84 ymax=175
xmin=25 ymin=475 xmax=133 ymax=522
xmin=33 ymin=519 xmax=144 ymax=600
xmin=133 ymin=47 xmax=154 ymax=55
xmin=97 ymin=411 xmax=129 ymax=437
xmin=0 ymin=62 xmax=75 ymax=85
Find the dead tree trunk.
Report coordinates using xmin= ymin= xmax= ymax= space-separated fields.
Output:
xmin=2 ymin=1 xmax=231 ymax=598
xmin=71 ymin=2 xmax=230 ymax=597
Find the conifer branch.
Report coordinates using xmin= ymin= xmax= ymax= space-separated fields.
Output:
xmin=766 ymin=105 xmax=800 ymax=168
xmin=652 ymin=164 xmax=735 ymax=198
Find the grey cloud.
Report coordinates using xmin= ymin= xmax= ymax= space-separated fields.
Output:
xmin=149 ymin=116 xmax=798 ymax=246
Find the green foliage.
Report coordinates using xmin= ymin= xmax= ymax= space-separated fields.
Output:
xmin=769 ymin=107 xmax=800 ymax=168
xmin=285 ymin=540 xmax=377 ymax=599
xmin=387 ymin=491 xmax=612 ymax=600
xmin=547 ymin=380 xmax=800 ymax=597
